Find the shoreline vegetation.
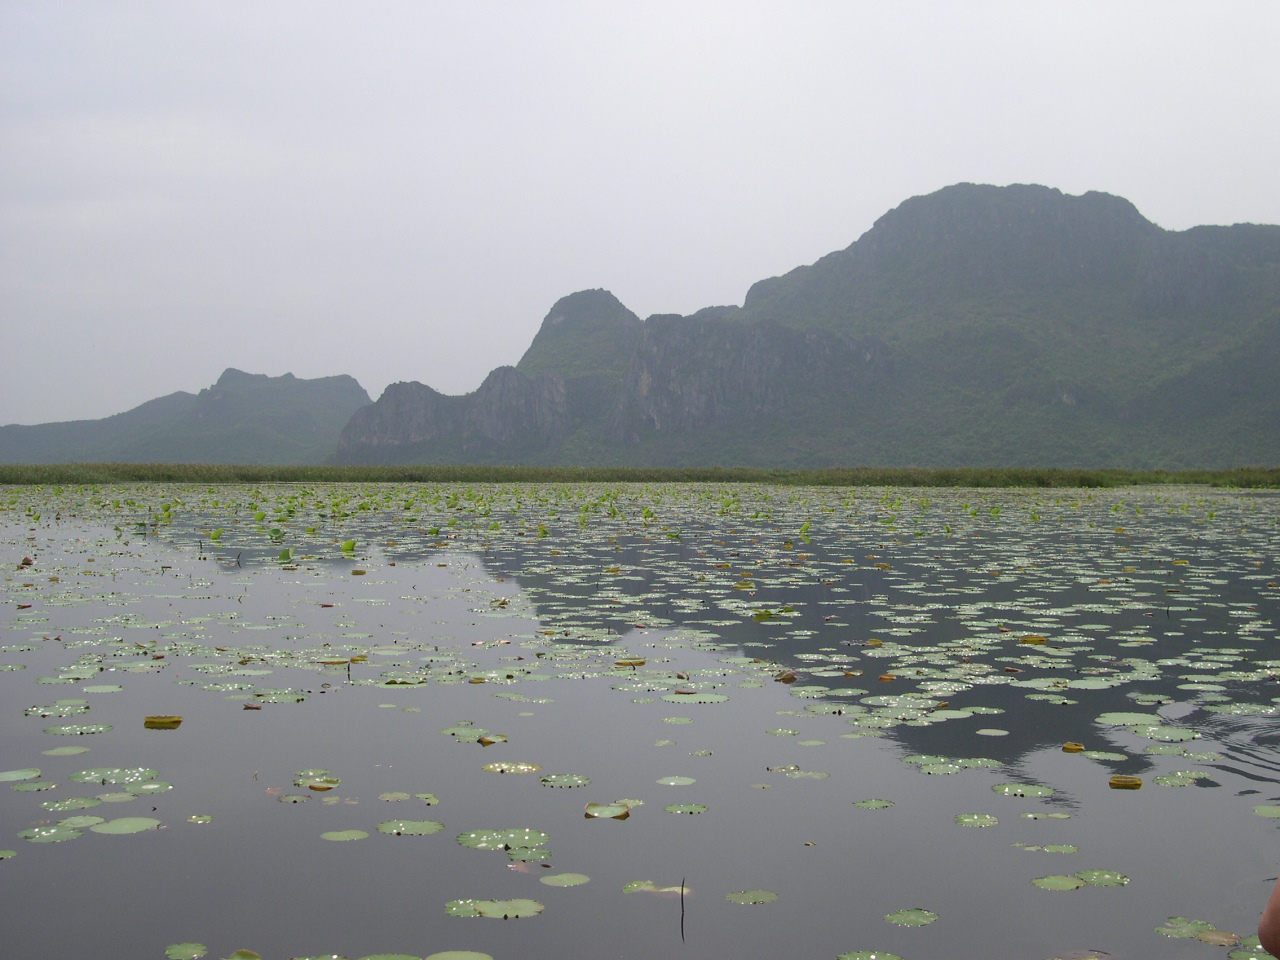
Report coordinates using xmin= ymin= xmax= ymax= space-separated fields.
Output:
xmin=0 ymin=462 xmax=1277 ymax=488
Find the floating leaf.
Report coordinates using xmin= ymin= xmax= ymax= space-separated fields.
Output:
xmin=664 ymin=804 xmax=708 ymax=814
xmin=656 ymin=776 xmax=696 ymax=786
xmin=540 ymin=774 xmax=590 ymax=789
xmin=446 ymin=898 xmax=544 ymax=919
xmin=1032 ymin=875 xmax=1086 ymax=890
xmin=456 ymin=828 xmax=549 ymax=851
xmin=955 ymin=814 xmax=998 ymax=827
xmin=144 ymin=715 xmax=183 ymax=729
xmin=376 ymin=820 xmax=444 ymax=835
xmin=1253 ymin=805 xmax=1280 ymax=818
xmin=540 ymin=872 xmax=590 ymax=886
xmin=727 ymin=890 xmax=777 ymax=904
xmin=0 ymin=769 xmax=40 ymax=782
xmin=1076 ymin=870 xmax=1129 ymax=886
xmin=90 ymin=817 xmax=161 ymax=834
xmin=320 ymin=829 xmax=368 ymax=841
xmin=165 ymin=944 xmax=208 ymax=960
xmin=41 ymin=746 xmax=90 ymax=756
xmin=379 ymin=791 xmax=411 ymax=801
xmin=43 ymin=724 xmax=112 ymax=735
xmin=1156 ymin=917 xmax=1217 ymax=938
xmin=482 ymin=762 xmax=541 ymax=774
xmin=836 ymin=953 xmax=904 ymax=960
xmin=992 ymin=783 xmax=1055 ymax=798
xmin=585 ymin=802 xmax=630 ymax=819
xmin=853 ymin=799 xmax=894 ymax=809
xmin=884 ymin=908 xmax=938 ymax=926
xmin=19 ymin=825 xmax=82 ymax=843
xmin=424 ymin=953 xmax=494 ymax=960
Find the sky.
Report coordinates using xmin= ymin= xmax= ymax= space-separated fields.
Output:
xmin=2 ymin=2 xmax=1278 ymax=426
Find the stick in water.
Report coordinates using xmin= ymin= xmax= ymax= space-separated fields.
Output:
xmin=680 ymin=876 xmax=686 ymax=943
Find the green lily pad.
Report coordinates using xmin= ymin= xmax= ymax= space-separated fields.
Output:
xmin=657 ymin=776 xmax=696 ymax=786
xmin=456 ymin=828 xmax=549 ymax=851
xmin=71 ymin=767 xmax=157 ymax=784
xmin=585 ymin=802 xmax=631 ymax=819
xmin=1076 ymin=869 xmax=1129 ymax=886
xmin=1042 ymin=844 xmax=1079 ymax=853
xmin=505 ymin=846 xmax=551 ymax=862
xmin=767 ymin=729 xmax=799 ymax=736
xmin=663 ymin=717 xmax=693 ymax=724
xmin=0 ymin=768 xmax=40 ymax=782
xmin=0 ymin=850 xmax=15 ymax=859
xmin=424 ymin=954 xmax=494 ymax=960
xmin=446 ymin=898 xmax=544 ymax=919
xmin=57 ymin=815 xmax=105 ymax=828
xmin=540 ymin=774 xmax=590 ymax=788
xmin=956 ymin=814 xmax=998 ymax=827
xmin=134 ymin=781 xmax=172 ymax=794
xmin=165 ymin=944 xmax=208 ymax=960
xmin=1156 ymin=917 xmax=1218 ymax=938
xmin=1095 ymin=712 xmax=1162 ymax=725
xmin=320 ymin=829 xmax=369 ymax=841
xmin=379 ymin=791 xmax=411 ymax=801
xmin=1253 ymin=805 xmax=1280 ymax=818
xmin=188 ymin=815 xmax=213 ymax=824
xmin=11 ymin=781 xmax=55 ymax=792
xmin=786 ymin=770 xmax=829 ymax=779
xmin=278 ymin=795 xmax=309 ymax=803
xmin=376 ymin=820 xmax=445 ymax=835
xmin=726 ymin=890 xmax=778 ymax=904
xmin=97 ymin=793 xmax=138 ymax=803
xmin=992 ymin=783 xmax=1055 ymax=798
xmin=82 ymin=685 xmax=123 ymax=693
xmin=90 ymin=817 xmax=161 ymax=834
xmin=665 ymin=804 xmax=708 ymax=814
xmin=1032 ymin=875 xmax=1086 ymax=890
xmin=1081 ymin=751 xmax=1127 ymax=761
xmin=415 ymin=793 xmax=440 ymax=804
xmin=41 ymin=796 xmax=100 ymax=812
xmin=43 ymin=724 xmax=111 ymax=735
xmin=540 ymin=872 xmax=590 ymax=886
xmin=481 ymin=762 xmax=541 ymax=774
xmin=884 ymin=908 xmax=938 ymax=926
xmin=42 ymin=746 xmax=90 ymax=756
xmin=1129 ymin=724 xmax=1198 ymax=742
xmin=18 ymin=825 xmax=82 ymax=843
xmin=836 ymin=953 xmax=905 ymax=960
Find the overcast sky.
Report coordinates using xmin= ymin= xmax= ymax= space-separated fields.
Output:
xmin=2 ymin=1 xmax=1278 ymax=425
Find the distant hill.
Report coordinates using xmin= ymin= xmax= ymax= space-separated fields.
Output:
xmin=0 ymin=369 xmax=371 ymax=465
xmin=337 ymin=183 xmax=1280 ymax=469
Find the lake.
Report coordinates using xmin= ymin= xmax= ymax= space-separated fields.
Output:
xmin=2 ymin=482 xmax=1278 ymax=960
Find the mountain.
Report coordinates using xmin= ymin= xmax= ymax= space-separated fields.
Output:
xmin=336 ymin=183 xmax=1280 ymax=469
xmin=0 ymin=369 xmax=372 ymax=465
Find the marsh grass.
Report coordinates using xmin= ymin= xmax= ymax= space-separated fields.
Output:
xmin=0 ymin=462 xmax=1275 ymax=487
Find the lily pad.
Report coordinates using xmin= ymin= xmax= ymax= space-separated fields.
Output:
xmin=726 ymin=890 xmax=778 ymax=904
xmin=42 ymin=796 xmax=101 ymax=812
xmin=42 ymin=746 xmax=90 ymax=756
xmin=992 ymin=783 xmax=1055 ymax=798
xmin=1076 ymin=869 xmax=1129 ymax=886
xmin=854 ymin=800 xmax=895 ymax=809
xmin=456 ymin=828 xmax=549 ymax=851
xmin=956 ymin=814 xmax=998 ymax=827
xmin=71 ymin=767 xmax=157 ymax=784
xmin=0 ymin=850 xmax=15 ymax=859
xmin=836 ymin=953 xmax=905 ymax=960
xmin=164 ymin=944 xmax=208 ymax=960
xmin=1032 ymin=875 xmax=1086 ymax=890
xmin=0 ymin=768 xmax=40 ymax=782
xmin=540 ymin=872 xmax=590 ymax=886
xmin=90 ymin=817 xmax=161 ymax=834
xmin=18 ymin=825 xmax=82 ymax=843
xmin=656 ymin=776 xmax=696 ymax=786
xmin=57 ymin=815 xmax=105 ymax=828
xmin=379 ymin=791 xmax=411 ymax=801
xmin=446 ymin=898 xmax=544 ymax=919
xmin=43 ymin=724 xmax=112 ymax=735
xmin=884 ymin=908 xmax=938 ymax=926
xmin=481 ymin=762 xmax=541 ymax=774
xmin=1253 ymin=805 xmax=1280 ymax=818
xmin=1156 ymin=917 xmax=1218 ymax=938
xmin=664 ymin=804 xmax=708 ymax=814
xmin=320 ymin=830 xmax=369 ymax=841
xmin=585 ymin=802 xmax=631 ymax=819
xmin=376 ymin=820 xmax=445 ymax=835
xmin=540 ymin=774 xmax=590 ymax=788
xmin=424 ymin=954 xmax=494 ymax=960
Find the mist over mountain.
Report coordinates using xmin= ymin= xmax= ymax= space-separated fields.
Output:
xmin=337 ymin=183 xmax=1280 ymax=469
xmin=0 ymin=369 xmax=371 ymax=465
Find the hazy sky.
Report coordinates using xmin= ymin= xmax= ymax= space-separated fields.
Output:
xmin=3 ymin=2 xmax=1278 ymax=425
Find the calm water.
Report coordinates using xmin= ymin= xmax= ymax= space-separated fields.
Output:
xmin=1 ymin=482 xmax=1278 ymax=960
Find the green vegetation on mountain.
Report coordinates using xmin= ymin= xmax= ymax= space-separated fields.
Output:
xmin=339 ymin=183 xmax=1280 ymax=469
xmin=0 ymin=369 xmax=371 ymax=465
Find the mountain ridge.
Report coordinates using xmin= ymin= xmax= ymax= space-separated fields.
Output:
xmin=336 ymin=182 xmax=1280 ymax=469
